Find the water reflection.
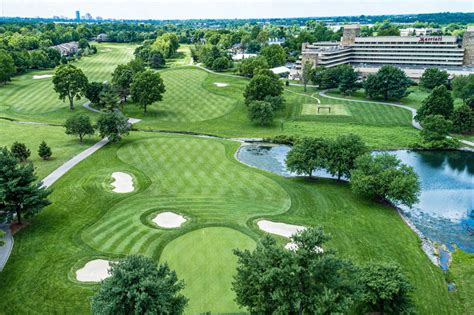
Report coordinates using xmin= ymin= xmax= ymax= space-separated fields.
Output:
xmin=237 ymin=145 xmax=474 ymax=253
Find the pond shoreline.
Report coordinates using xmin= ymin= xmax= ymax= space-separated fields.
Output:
xmin=234 ymin=142 xmax=474 ymax=270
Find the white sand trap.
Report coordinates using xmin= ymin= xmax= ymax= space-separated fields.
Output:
xmin=214 ymin=82 xmax=228 ymax=87
xmin=32 ymin=74 xmax=53 ymax=79
xmin=285 ymin=242 xmax=323 ymax=253
xmin=76 ymin=259 xmax=111 ymax=282
xmin=257 ymin=220 xmax=306 ymax=238
xmin=111 ymin=172 xmax=134 ymax=193
xmin=153 ymin=212 xmax=187 ymax=228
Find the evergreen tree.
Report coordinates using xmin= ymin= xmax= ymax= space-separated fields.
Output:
xmin=0 ymin=147 xmax=51 ymax=225
xmin=415 ymin=85 xmax=454 ymax=121
xmin=38 ymin=141 xmax=52 ymax=160
xmin=10 ymin=142 xmax=31 ymax=162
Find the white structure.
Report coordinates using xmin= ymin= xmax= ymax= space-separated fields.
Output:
xmin=267 ymin=37 xmax=286 ymax=45
xmin=400 ymin=28 xmax=442 ymax=37
xmin=271 ymin=66 xmax=291 ymax=76
xmin=50 ymin=42 xmax=79 ymax=56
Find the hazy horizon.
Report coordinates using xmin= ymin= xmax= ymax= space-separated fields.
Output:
xmin=1 ymin=0 xmax=473 ymax=20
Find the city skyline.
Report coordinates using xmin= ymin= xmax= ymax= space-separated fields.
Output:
xmin=1 ymin=0 xmax=473 ymax=20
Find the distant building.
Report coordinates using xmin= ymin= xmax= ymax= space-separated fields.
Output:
xmin=295 ymin=24 xmax=474 ymax=79
xmin=400 ymin=28 xmax=442 ymax=37
xmin=83 ymin=13 xmax=93 ymax=20
xmin=270 ymin=66 xmax=291 ymax=77
xmin=50 ymin=42 xmax=79 ymax=56
xmin=267 ymin=37 xmax=286 ymax=46
xmin=75 ymin=11 xmax=80 ymax=21
xmin=96 ymin=33 xmax=109 ymax=42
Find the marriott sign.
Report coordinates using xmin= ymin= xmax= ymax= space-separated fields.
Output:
xmin=419 ymin=36 xmax=443 ymax=42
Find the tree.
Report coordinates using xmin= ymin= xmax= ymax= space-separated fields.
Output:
xmin=10 ymin=142 xmax=31 ymax=162
xmin=351 ymin=153 xmax=420 ymax=207
xmin=452 ymin=74 xmax=474 ymax=103
xmin=65 ymin=113 xmax=95 ymax=143
xmin=112 ymin=64 xmax=134 ymax=103
xmin=0 ymin=49 xmax=16 ymax=84
xmin=0 ymin=230 xmax=5 ymax=246
xmin=53 ymin=64 xmax=88 ymax=110
xmin=130 ymin=70 xmax=166 ymax=113
xmin=301 ymin=61 xmax=313 ymax=92
xmin=260 ymin=44 xmax=286 ymax=67
xmin=238 ymin=56 xmax=269 ymax=77
xmin=415 ymin=85 xmax=454 ymax=121
xmin=211 ymin=56 xmax=231 ymax=72
xmin=364 ymin=65 xmax=411 ymax=100
xmin=421 ymin=114 xmax=452 ymax=142
xmin=97 ymin=111 xmax=130 ymax=143
xmin=99 ymin=84 xmax=120 ymax=112
xmin=85 ymin=81 xmax=104 ymax=106
xmin=285 ymin=137 xmax=329 ymax=178
xmin=244 ymin=74 xmax=284 ymax=105
xmin=338 ymin=64 xmax=359 ymax=95
xmin=247 ymin=100 xmax=274 ymax=126
xmin=358 ymin=263 xmax=415 ymax=315
xmin=0 ymin=147 xmax=51 ymax=225
xmin=233 ymin=228 xmax=359 ymax=314
xmin=451 ymin=106 xmax=474 ymax=134
xmin=319 ymin=66 xmax=343 ymax=90
xmin=30 ymin=50 xmax=50 ymax=69
xmin=326 ymin=134 xmax=367 ymax=180
xmin=91 ymin=255 xmax=187 ymax=315
xmin=148 ymin=50 xmax=166 ymax=69
xmin=419 ymin=68 xmax=449 ymax=89
xmin=153 ymin=33 xmax=180 ymax=58
xmin=78 ymin=38 xmax=90 ymax=49
xmin=38 ymin=141 xmax=52 ymax=160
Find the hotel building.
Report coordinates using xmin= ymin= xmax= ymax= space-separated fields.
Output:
xmin=294 ymin=25 xmax=474 ymax=79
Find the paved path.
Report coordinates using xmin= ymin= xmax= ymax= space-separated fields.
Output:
xmin=82 ymin=101 xmax=101 ymax=113
xmin=0 ymin=224 xmax=13 ymax=271
xmin=0 ymin=111 xmax=141 ymax=271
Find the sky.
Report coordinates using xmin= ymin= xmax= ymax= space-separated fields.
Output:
xmin=1 ymin=0 xmax=473 ymax=20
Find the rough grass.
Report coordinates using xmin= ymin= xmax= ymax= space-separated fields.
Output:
xmin=0 ymin=120 xmax=98 ymax=180
xmin=0 ymin=132 xmax=465 ymax=314
xmin=0 ymin=43 xmax=135 ymax=124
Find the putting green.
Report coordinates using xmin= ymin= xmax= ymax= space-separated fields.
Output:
xmin=160 ymin=227 xmax=255 ymax=313
xmin=301 ymin=103 xmax=350 ymax=116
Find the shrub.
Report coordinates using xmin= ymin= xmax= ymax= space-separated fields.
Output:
xmin=38 ymin=141 xmax=52 ymax=160
xmin=10 ymin=142 xmax=31 ymax=162
xmin=247 ymin=100 xmax=274 ymax=126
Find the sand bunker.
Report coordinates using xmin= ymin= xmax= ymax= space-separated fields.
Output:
xmin=32 ymin=74 xmax=53 ymax=79
xmin=214 ymin=82 xmax=228 ymax=87
xmin=257 ymin=220 xmax=305 ymax=238
xmin=111 ymin=172 xmax=134 ymax=193
xmin=76 ymin=259 xmax=111 ymax=282
xmin=285 ymin=242 xmax=323 ymax=253
xmin=153 ymin=212 xmax=187 ymax=228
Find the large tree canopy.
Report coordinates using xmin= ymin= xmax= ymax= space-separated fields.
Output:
xmin=130 ymin=70 xmax=166 ymax=113
xmin=233 ymin=228 xmax=359 ymax=314
xmin=351 ymin=153 xmax=420 ymax=207
xmin=364 ymin=65 xmax=411 ymax=100
xmin=285 ymin=137 xmax=329 ymax=178
xmin=52 ymin=64 xmax=88 ymax=110
xmin=91 ymin=255 xmax=187 ymax=315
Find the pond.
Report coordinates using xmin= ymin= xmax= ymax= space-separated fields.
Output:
xmin=237 ymin=144 xmax=474 ymax=253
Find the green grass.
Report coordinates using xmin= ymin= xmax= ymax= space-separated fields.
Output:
xmin=163 ymin=45 xmax=192 ymax=68
xmin=0 ymin=120 xmax=98 ymax=180
xmin=160 ymin=227 xmax=255 ymax=313
xmin=121 ymin=67 xmax=418 ymax=149
xmin=450 ymin=250 xmax=474 ymax=312
xmin=0 ymin=43 xmax=136 ymax=124
xmin=0 ymin=131 xmax=467 ymax=314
